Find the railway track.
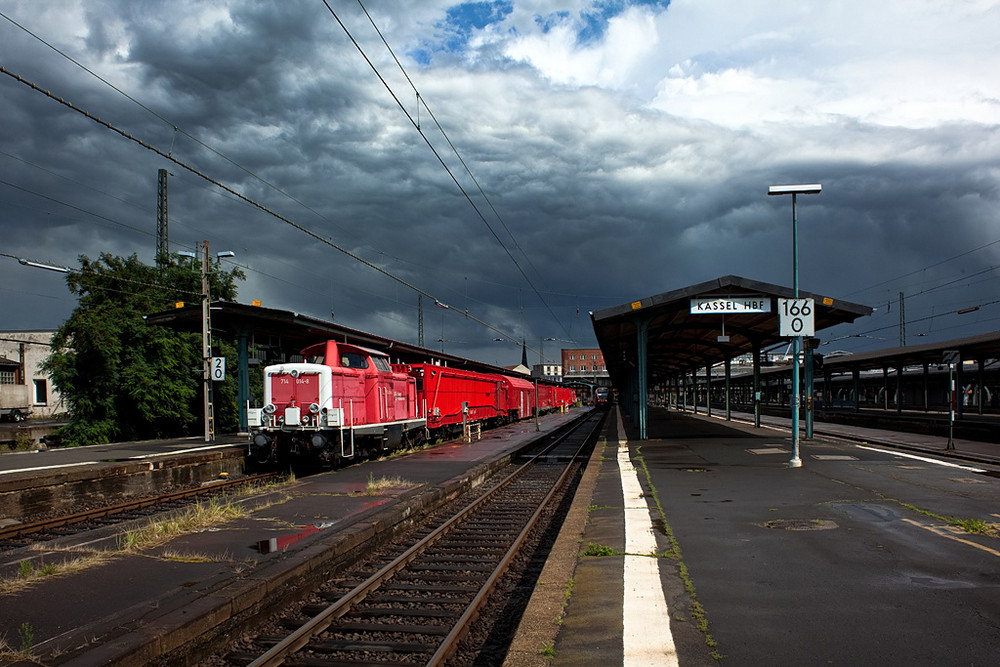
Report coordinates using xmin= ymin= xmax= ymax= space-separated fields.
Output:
xmin=218 ymin=410 xmax=605 ymax=667
xmin=0 ymin=472 xmax=282 ymax=549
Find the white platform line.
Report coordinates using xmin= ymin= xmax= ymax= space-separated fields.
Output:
xmin=617 ymin=410 xmax=679 ymax=666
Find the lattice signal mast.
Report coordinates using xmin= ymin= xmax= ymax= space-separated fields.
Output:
xmin=156 ymin=169 xmax=168 ymax=266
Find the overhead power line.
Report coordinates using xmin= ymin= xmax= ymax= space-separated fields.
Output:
xmin=0 ymin=65 xmax=532 ymax=350
xmin=322 ymin=0 xmax=572 ymax=340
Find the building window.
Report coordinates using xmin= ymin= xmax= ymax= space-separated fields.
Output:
xmin=570 ymin=365 xmax=576 ymax=372
xmin=33 ymin=379 xmax=47 ymax=405
xmin=0 ymin=370 xmax=15 ymax=385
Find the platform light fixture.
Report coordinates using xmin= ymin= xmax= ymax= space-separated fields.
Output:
xmin=767 ymin=183 xmax=822 ymax=468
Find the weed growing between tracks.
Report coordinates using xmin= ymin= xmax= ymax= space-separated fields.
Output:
xmin=0 ymin=494 xmax=258 ymax=596
xmin=0 ymin=622 xmax=39 ymax=665
xmin=118 ymin=496 xmax=248 ymax=551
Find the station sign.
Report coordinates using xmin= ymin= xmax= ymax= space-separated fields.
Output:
xmin=778 ymin=298 xmax=815 ymax=337
xmin=690 ymin=296 xmax=771 ymax=314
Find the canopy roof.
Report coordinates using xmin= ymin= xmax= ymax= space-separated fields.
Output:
xmin=145 ymin=301 xmax=516 ymax=376
xmin=591 ymin=275 xmax=872 ymax=387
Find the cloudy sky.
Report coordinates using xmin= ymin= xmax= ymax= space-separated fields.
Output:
xmin=2 ymin=0 xmax=999 ymax=367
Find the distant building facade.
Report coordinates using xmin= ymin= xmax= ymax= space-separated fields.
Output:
xmin=561 ymin=348 xmax=609 ymax=384
xmin=530 ymin=363 xmax=563 ymax=382
xmin=0 ymin=330 xmax=63 ymax=418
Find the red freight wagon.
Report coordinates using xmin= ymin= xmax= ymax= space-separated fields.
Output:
xmin=498 ymin=374 xmax=536 ymax=419
xmin=395 ymin=364 xmax=503 ymax=435
xmin=536 ymin=383 xmax=576 ymax=413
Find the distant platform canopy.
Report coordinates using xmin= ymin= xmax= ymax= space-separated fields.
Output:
xmin=591 ymin=275 xmax=872 ymax=438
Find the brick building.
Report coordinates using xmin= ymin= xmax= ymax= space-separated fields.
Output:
xmin=561 ymin=348 xmax=608 ymax=383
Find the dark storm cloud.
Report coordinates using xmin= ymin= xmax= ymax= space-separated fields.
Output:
xmin=2 ymin=1 xmax=999 ymax=365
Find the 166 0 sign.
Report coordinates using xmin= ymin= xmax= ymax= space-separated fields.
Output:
xmin=778 ymin=298 xmax=815 ymax=337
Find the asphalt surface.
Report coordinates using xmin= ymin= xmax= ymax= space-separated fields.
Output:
xmin=0 ymin=411 xmax=581 ymax=665
xmin=541 ymin=406 xmax=1000 ymax=666
xmin=2 ymin=407 xmax=998 ymax=665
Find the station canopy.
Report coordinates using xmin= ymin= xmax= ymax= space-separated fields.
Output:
xmin=145 ymin=301 xmax=520 ymax=375
xmin=823 ymin=330 xmax=1000 ymax=374
xmin=591 ymin=275 xmax=872 ymax=388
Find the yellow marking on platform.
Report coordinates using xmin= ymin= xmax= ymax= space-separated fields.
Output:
xmin=901 ymin=518 xmax=1000 ymax=558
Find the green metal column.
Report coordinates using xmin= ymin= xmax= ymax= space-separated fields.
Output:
xmin=237 ymin=327 xmax=250 ymax=433
xmin=725 ymin=356 xmax=732 ymax=421
xmin=853 ymin=368 xmax=861 ymax=411
xmin=753 ymin=342 xmax=762 ymax=428
xmin=922 ymin=362 xmax=929 ymax=411
xmin=636 ymin=318 xmax=649 ymax=440
xmin=804 ymin=347 xmax=814 ymax=439
xmin=977 ymin=356 xmax=985 ymax=415
xmin=705 ymin=364 xmax=712 ymax=417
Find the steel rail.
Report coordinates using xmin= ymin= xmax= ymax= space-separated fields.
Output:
xmin=248 ymin=411 xmax=603 ymax=667
xmin=428 ymin=412 xmax=604 ymax=665
xmin=0 ymin=472 xmax=280 ymax=542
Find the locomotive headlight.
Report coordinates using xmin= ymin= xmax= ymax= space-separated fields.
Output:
xmin=290 ymin=369 xmax=299 ymax=378
xmin=262 ymin=403 xmax=276 ymax=415
xmin=309 ymin=403 xmax=320 ymax=414
xmin=300 ymin=414 xmax=310 ymax=425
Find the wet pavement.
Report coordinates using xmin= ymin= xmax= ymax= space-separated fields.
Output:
xmin=530 ymin=406 xmax=1000 ymax=666
xmin=0 ymin=411 xmax=581 ymax=665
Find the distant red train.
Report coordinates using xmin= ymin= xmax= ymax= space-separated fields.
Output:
xmin=247 ymin=340 xmax=576 ymax=466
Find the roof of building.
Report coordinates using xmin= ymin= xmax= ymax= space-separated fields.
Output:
xmin=591 ymin=275 xmax=872 ymax=386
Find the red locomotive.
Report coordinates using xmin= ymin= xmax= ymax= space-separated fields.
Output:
xmin=248 ymin=340 xmax=576 ymax=467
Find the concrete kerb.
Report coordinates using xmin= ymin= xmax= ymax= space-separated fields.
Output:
xmin=0 ymin=446 xmax=247 ymax=518
xmin=52 ymin=445 xmax=526 ymax=666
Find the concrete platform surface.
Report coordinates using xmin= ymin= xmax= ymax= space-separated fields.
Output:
xmin=509 ymin=406 xmax=1000 ymax=666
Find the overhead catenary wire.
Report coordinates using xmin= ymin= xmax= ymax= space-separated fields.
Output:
xmin=322 ymin=0 xmax=573 ymax=341
xmin=0 ymin=65 xmax=532 ymax=350
xmin=1 ymin=7 xmax=577 ymax=349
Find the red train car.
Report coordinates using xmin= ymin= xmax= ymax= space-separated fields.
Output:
xmin=397 ymin=363 xmax=504 ymax=436
xmin=498 ymin=374 xmax=536 ymax=420
xmin=248 ymin=339 xmax=578 ymax=467
xmin=248 ymin=341 xmax=424 ymax=466
xmin=535 ymin=383 xmax=578 ymax=414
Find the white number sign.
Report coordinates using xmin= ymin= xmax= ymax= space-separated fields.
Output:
xmin=211 ymin=356 xmax=226 ymax=381
xmin=778 ymin=298 xmax=814 ymax=337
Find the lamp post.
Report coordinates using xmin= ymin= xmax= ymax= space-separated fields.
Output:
xmin=768 ymin=183 xmax=821 ymax=468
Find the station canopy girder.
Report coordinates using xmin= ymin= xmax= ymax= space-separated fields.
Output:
xmin=144 ymin=301 xmax=515 ymax=375
xmin=591 ymin=275 xmax=872 ymax=386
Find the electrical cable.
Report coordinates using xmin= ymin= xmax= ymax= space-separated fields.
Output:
xmin=0 ymin=65 xmax=531 ymax=350
xmin=322 ymin=1 xmax=572 ymax=340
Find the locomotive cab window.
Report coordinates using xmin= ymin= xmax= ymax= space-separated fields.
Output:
xmin=306 ymin=354 xmax=325 ymax=364
xmin=372 ymin=356 xmax=391 ymax=372
xmin=340 ymin=352 xmax=369 ymax=369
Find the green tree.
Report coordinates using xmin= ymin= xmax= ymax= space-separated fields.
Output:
xmin=43 ymin=252 xmax=244 ymax=446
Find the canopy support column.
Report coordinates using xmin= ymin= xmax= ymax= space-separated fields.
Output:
xmin=636 ymin=318 xmax=649 ymax=440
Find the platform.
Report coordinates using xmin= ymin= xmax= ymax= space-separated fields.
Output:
xmin=507 ymin=405 xmax=1000 ymax=665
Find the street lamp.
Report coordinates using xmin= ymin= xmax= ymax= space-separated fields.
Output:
xmin=768 ymin=183 xmax=821 ymax=468
xmin=3 ymin=253 xmax=71 ymax=273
